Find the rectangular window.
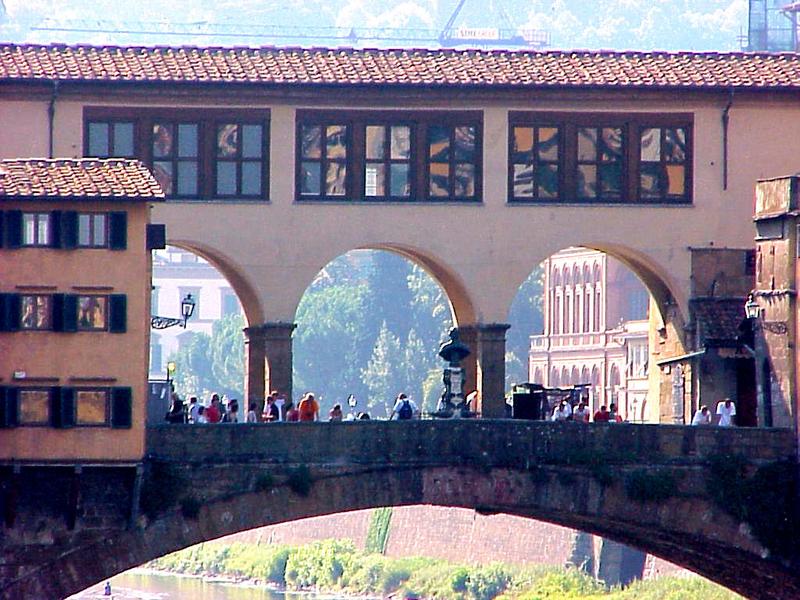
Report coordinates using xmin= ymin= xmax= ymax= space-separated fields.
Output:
xmin=296 ymin=111 xmax=482 ymax=202
xmin=77 ymin=213 xmax=108 ymax=248
xmin=76 ymin=389 xmax=109 ymax=425
xmin=87 ymin=121 xmax=135 ymax=158
xmin=221 ymin=289 xmax=240 ymax=317
xmin=20 ymin=295 xmax=51 ymax=330
xmin=511 ymin=126 xmax=560 ymax=200
xmin=152 ymin=122 xmax=200 ymax=197
xmin=508 ymin=112 xmax=692 ymax=204
xmin=77 ymin=296 xmax=108 ymax=331
xmin=22 ymin=213 xmax=50 ymax=246
xmin=19 ymin=389 xmax=50 ymax=425
xmin=84 ymin=108 xmax=269 ymax=200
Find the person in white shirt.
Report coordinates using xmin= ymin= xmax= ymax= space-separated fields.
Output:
xmin=390 ymin=393 xmax=418 ymax=420
xmin=715 ymin=398 xmax=737 ymax=427
xmin=551 ymin=400 xmax=572 ymax=421
xmin=187 ymin=396 xmax=200 ymax=423
xmin=691 ymin=405 xmax=711 ymax=425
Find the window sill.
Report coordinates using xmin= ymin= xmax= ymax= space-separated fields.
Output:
xmin=162 ymin=198 xmax=271 ymax=204
xmin=294 ymin=198 xmax=483 ymax=205
xmin=506 ymin=198 xmax=693 ymax=207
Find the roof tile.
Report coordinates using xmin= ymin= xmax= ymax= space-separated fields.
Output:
xmin=4 ymin=43 xmax=800 ymax=90
xmin=0 ymin=158 xmax=164 ymax=200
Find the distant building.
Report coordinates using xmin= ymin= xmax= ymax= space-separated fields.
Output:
xmin=529 ymin=247 xmax=652 ymax=422
xmin=0 ymin=158 xmax=162 ymax=462
xmin=149 ymin=247 xmax=242 ymax=381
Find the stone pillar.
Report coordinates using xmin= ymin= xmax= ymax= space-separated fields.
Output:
xmin=456 ymin=325 xmax=479 ymax=401
xmin=243 ymin=325 xmax=267 ymax=414
xmin=476 ymin=323 xmax=511 ymax=418
xmin=262 ymin=321 xmax=297 ymax=407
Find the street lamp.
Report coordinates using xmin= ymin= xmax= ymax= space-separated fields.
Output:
xmin=151 ymin=293 xmax=196 ymax=329
xmin=744 ymin=293 xmax=761 ymax=320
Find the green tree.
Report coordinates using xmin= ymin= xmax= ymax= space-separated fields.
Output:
xmin=361 ymin=321 xmax=403 ymax=416
xmin=506 ymin=267 xmax=544 ymax=388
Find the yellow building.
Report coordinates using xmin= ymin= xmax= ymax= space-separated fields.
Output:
xmin=0 ymin=158 xmax=163 ymax=462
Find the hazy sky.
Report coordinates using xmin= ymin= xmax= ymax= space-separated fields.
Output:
xmin=0 ymin=0 xmax=748 ymax=51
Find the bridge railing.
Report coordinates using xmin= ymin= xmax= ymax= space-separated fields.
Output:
xmin=146 ymin=421 xmax=796 ymax=467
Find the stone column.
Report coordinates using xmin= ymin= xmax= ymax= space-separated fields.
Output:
xmin=243 ymin=325 xmax=267 ymax=414
xmin=476 ymin=323 xmax=511 ymax=418
xmin=456 ymin=325 xmax=479 ymax=401
xmin=262 ymin=322 xmax=298 ymax=408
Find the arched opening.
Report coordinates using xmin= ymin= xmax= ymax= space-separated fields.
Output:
xmin=292 ymin=248 xmax=457 ymax=418
xmin=150 ymin=244 xmax=251 ymax=415
xmin=508 ymin=246 xmax=663 ymax=422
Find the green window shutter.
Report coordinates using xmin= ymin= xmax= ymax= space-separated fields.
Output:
xmin=4 ymin=210 xmax=22 ymax=249
xmin=62 ymin=294 xmax=78 ymax=332
xmin=0 ymin=294 xmax=21 ymax=332
xmin=61 ymin=211 xmax=78 ymax=249
xmin=146 ymin=223 xmax=166 ymax=250
xmin=0 ymin=387 xmax=19 ymax=428
xmin=111 ymin=387 xmax=133 ymax=428
xmin=109 ymin=294 xmax=127 ymax=333
xmin=50 ymin=387 xmax=75 ymax=429
xmin=51 ymin=294 xmax=65 ymax=332
xmin=109 ymin=212 xmax=127 ymax=250
xmin=49 ymin=210 xmax=63 ymax=248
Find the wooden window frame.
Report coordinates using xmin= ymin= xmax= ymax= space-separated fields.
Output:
xmin=214 ymin=121 xmax=268 ymax=199
xmin=295 ymin=110 xmax=483 ymax=203
xmin=19 ymin=294 xmax=52 ymax=331
xmin=83 ymin=107 xmax=270 ymax=201
xmin=77 ymin=213 xmax=109 ymax=248
xmin=86 ymin=121 xmax=136 ymax=159
xmin=22 ymin=212 xmax=51 ymax=247
xmin=508 ymin=112 xmax=693 ymax=205
xmin=18 ymin=387 xmax=52 ymax=427
xmin=76 ymin=295 xmax=109 ymax=332
xmin=151 ymin=121 xmax=201 ymax=199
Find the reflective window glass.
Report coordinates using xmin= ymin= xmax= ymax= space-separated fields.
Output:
xmin=19 ymin=390 xmax=49 ymax=425
xmin=77 ymin=296 xmax=107 ymax=330
xmin=216 ymin=162 xmax=237 ymax=195
xmin=77 ymin=390 xmax=108 ymax=425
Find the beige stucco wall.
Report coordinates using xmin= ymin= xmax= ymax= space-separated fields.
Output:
xmin=0 ymin=199 xmax=151 ymax=461
xmin=0 ymin=91 xmax=793 ymax=331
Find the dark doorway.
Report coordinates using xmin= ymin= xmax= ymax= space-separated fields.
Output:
xmin=735 ymin=358 xmax=757 ymax=426
xmin=762 ymin=359 xmax=773 ymax=427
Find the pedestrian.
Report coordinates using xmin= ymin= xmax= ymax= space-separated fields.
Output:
xmin=692 ymin=405 xmax=712 ymax=425
xmin=328 ymin=403 xmax=344 ymax=421
xmin=187 ymin=396 xmax=199 ymax=423
xmin=551 ymin=399 xmax=572 ymax=421
xmin=165 ymin=395 xmax=185 ymax=424
xmin=284 ymin=400 xmax=300 ymax=422
xmin=390 ymin=393 xmax=417 ymax=420
xmin=246 ymin=402 xmax=258 ymax=423
xmin=205 ymin=393 xmax=222 ymax=423
xmin=227 ymin=399 xmax=240 ymax=423
xmin=196 ymin=405 xmax=208 ymax=424
xmin=608 ymin=403 xmax=623 ymax=423
xmin=716 ymin=398 xmax=737 ymax=427
xmin=358 ymin=411 xmax=371 ymax=420
xmin=593 ymin=405 xmax=611 ymax=423
xmin=573 ymin=401 xmax=590 ymax=423
xmin=298 ymin=392 xmax=320 ymax=422
xmin=262 ymin=395 xmax=280 ymax=422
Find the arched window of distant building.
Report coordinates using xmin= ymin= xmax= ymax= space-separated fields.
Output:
xmin=593 ymin=263 xmax=602 ymax=332
xmin=584 ymin=264 xmax=592 ymax=332
xmin=581 ymin=365 xmax=590 ymax=385
xmin=561 ymin=366 xmax=569 ymax=385
xmin=591 ymin=365 xmax=601 ymax=405
xmin=534 ymin=368 xmax=543 ymax=385
xmin=552 ymin=268 xmax=561 ymax=334
xmin=562 ymin=266 xmax=571 ymax=334
xmin=609 ymin=364 xmax=621 ymax=406
xmin=571 ymin=366 xmax=580 ymax=385
xmin=551 ymin=367 xmax=560 ymax=387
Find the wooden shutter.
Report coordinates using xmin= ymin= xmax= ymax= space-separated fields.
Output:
xmin=109 ymin=211 xmax=127 ymax=250
xmin=60 ymin=211 xmax=78 ymax=249
xmin=62 ymin=294 xmax=78 ymax=332
xmin=109 ymin=294 xmax=127 ymax=333
xmin=50 ymin=387 xmax=75 ymax=429
xmin=0 ymin=387 xmax=19 ymax=428
xmin=49 ymin=210 xmax=62 ymax=248
xmin=0 ymin=293 xmax=21 ymax=332
xmin=51 ymin=293 xmax=65 ymax=331
xmin=4 ymin=210 xmax=22 ymax=249
xmin=111 ymin=387 xmax=133 ymax=428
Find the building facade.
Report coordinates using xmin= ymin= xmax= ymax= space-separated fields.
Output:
xmin=149 ymin=247 xmax=242 ymax=381
xmin=0 ymin=158 xmax=162 ymax=461
xmin=529 ymin=248 xmax=651 ymax=421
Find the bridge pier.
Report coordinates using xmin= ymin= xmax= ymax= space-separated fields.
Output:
xmin=458 ymin=323 xmax=510 ymax=417
xmin=244 ymin=322 xmax=296 ymax=414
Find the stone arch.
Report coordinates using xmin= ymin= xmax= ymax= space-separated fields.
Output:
xmin=165 ymin=239 xmax=263 ymax=326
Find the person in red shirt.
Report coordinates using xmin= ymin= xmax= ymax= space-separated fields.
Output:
xmin=593 ymin=405 xmax=610 ymax=423
xmin=205 ymin=393 xmax=222 ymax=424
xmin=284 ymin=401 xmax=300 ymax=422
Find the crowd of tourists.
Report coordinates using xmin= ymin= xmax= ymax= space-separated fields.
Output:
xmin=549 ymin=396 xmax=739 ymax=426
xmin=164 ymin=391 xmax=421 ymax=424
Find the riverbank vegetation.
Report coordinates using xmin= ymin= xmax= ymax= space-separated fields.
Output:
xmin=147 ymin=539 xmax=742 ymax=600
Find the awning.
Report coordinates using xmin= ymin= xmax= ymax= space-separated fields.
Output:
xmin=655 ymin=349 xmax=706 ymax=367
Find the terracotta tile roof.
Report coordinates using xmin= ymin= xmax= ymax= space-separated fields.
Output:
xmin=0 ymin=159 xmax=164 ymax=200
xmin=3 ymin=43 xmax=800 ymax=91
xmin=691 ymin=298 xmax=747 ymax=346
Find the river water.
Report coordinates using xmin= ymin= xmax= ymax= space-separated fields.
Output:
xmin=68 ymin=570 xmax=352 ymax=600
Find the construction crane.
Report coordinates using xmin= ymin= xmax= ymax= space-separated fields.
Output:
xmin=29 ymin=0 xmax=549 ymax=49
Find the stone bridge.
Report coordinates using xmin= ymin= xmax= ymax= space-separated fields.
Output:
xmin=1 ymin=421 xmax=798 ymax=599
